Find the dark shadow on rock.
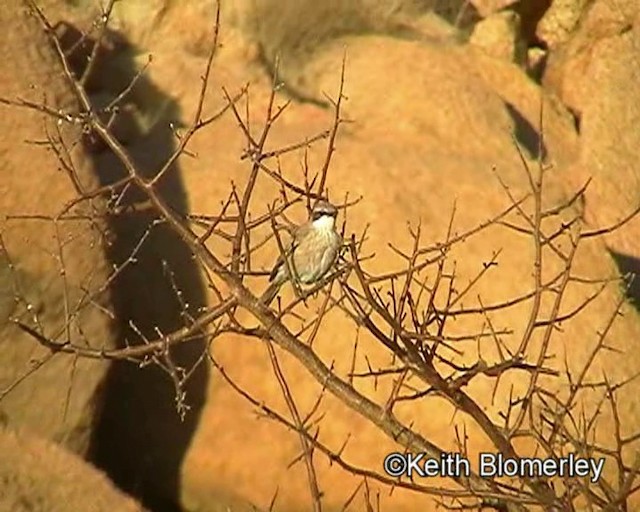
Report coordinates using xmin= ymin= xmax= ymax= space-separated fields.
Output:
xmin=431 ymin=0 xmax=481 ymax=35
xmin=504 ymin=101 xmax=547 ymax=161
xmin=568 ymin=105 xmax=581 ymax=134
xmin=506 ymin=0 xmax=552 ymax=47
xmin=54 ymin=22 xmax=208 ymax=512
xmin=610 ymin=250 xmax=640 ymax=311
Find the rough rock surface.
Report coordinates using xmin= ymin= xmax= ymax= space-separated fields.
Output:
xmin=543 ymin=0 xmax=640 ymax=295
xmin=0 ymin=0 xmax=115 ymax=455
xmin=536 ymin=0 xmax=590 ymax=48
xmin=0 ymin=426 xmax=146 ymax=512
xmin=470 ymin=9 xmax=526 ymax=63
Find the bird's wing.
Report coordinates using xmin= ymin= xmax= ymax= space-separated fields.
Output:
xmin=318 ymin=232 xmax=342 ymax=277
xmin=268 ymin=226 xmax=304 ymax=282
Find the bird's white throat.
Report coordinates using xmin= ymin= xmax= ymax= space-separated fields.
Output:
xmin=312 ymin=214 xmax=335 ymax=231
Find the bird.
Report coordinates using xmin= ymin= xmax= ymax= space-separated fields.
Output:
xmin=260 ymin=199 xmax=342 ymax=305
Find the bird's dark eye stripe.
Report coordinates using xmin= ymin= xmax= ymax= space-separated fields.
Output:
xmin=313 ymin=210 xmax=336 ymax=219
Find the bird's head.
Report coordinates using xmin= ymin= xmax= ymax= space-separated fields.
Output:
xmin=310 ymin=200 xmax=338 ymax=230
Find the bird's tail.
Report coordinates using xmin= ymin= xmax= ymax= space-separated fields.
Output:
xmin=259 ymin=280 xmax=282 ymax=306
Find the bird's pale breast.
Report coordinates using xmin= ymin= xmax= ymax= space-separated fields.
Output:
xmin=292 ymin=227 xmax=340 ymax=284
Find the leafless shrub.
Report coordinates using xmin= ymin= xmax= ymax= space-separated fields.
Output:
xmin=2 ymin=1 xmax=640 ymax=511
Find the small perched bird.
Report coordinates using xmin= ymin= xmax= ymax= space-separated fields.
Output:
xmin=261 ymin=199 xmax=342 ymax=305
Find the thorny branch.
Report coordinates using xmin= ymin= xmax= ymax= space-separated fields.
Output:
xmin=2 ymin=1 xmax=640 ymax=511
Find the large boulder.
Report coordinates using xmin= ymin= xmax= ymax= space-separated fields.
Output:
xmin=542 ymin=0 xmax=640 ymax=297
xmin=154 ymin=8 xmax=638 ymax=512
xmin=0 ymin=426 xmax=146 ymax=512
xmin=7 ymin=1 xmax=640 ymax=511
xmin=0 ymin=0 xmax=116 ymax=455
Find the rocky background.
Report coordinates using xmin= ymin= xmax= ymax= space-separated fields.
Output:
xmin=1 ymin=0 xmax=639 ymax=511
